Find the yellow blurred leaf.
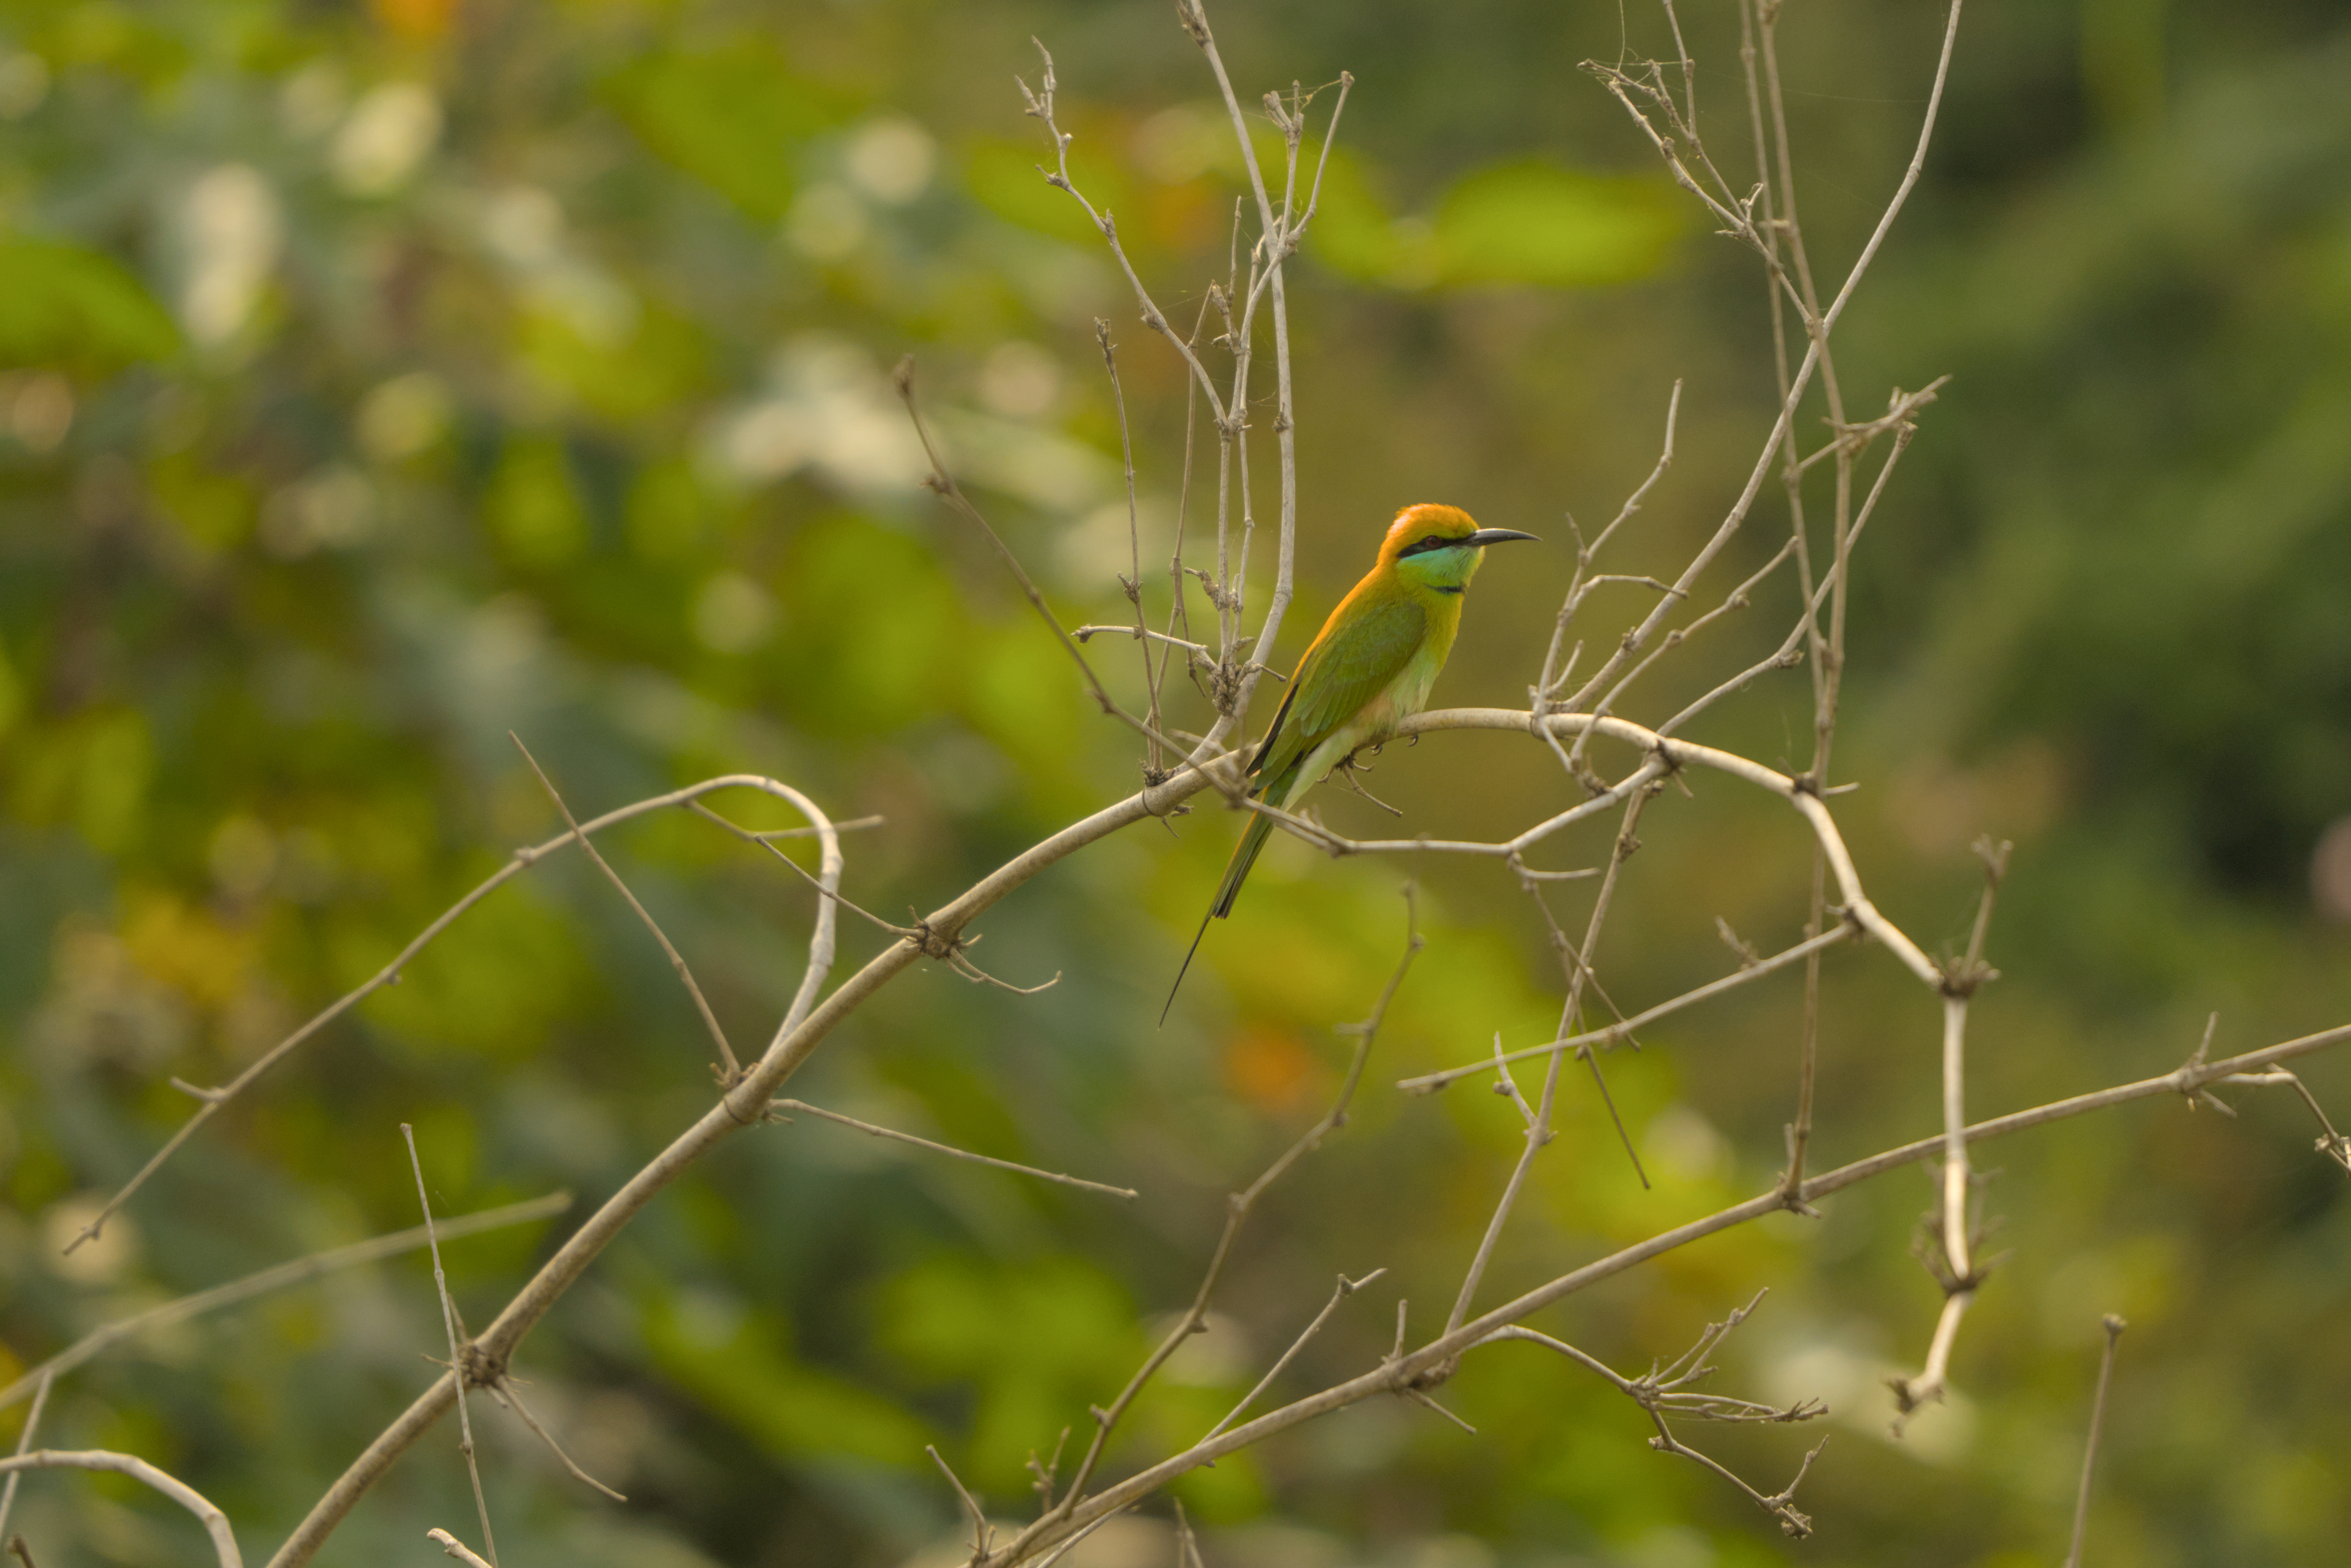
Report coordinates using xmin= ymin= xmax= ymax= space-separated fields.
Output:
xmin=486 ymin=434 xmax=588 ymax=567
xmin=1433 ymin=160 xmax=1683 ymax=289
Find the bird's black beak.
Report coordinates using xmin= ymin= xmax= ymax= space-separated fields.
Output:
xmin=1466 ymin=529 xmax=1540 ymax=548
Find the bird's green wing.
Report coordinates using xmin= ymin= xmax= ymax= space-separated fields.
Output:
xmin=1251 ymin=595 xmax=1426 ymax=789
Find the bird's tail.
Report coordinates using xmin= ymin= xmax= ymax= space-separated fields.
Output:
xmin=1161 ymin=908 xmax=1216 ymax=1028
xmin=1161 ymin=772 xmax=1289 ymax=1025
xmin=1210 ymin=803 xmax=1277 ymax=920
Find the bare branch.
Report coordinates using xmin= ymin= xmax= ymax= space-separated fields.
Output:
xmin=896 ymin=357 xmax=1126 ymax=725
xmin=1446 ymin=783 xmax=1659 ymax=1344
xmin=68 ymin=774 xmax=833 ymax=1253
xmin=1403 ymin=923 xmax=1855 ymax=1093
xmin=986 ymin=1018 xmax=2351 ymax=1558
xmin=774 ymin=1099 xmax=1136 ymax=1200
xmin=2 ymin=1194 xmax=570 ymax=1414
xmin=1019 ymin=42 xmax=1230 ymax=422
xmin=930 ymin=1444 xmax=992 ymax=1560
xmin=1558 ymin=0 xmax=1965 ymax=762
xmin=513 ymin=733 xmax=738 ymax=1080
xmin=1020 ymin=886 xmax=1423 ymax=1539
xmin=0 ymin=1452 xmax=242 ymax=1568
xmin=484 ymin=1378 xmax=624 ymax=1502
xmin=1891 ymin=1287 xmax=1975 ymax=1417
xmin=0 ymin=1373 xmax=51 ymax=1545
xmin=1201 ymin=1269 xmax=1387 ymax=1444
xmin=2062 ymin=1315 xmax=2128 ymax=1568
xmin=1093 ymin=320 xmax=1166 ymax=772
xmin=686 ymin=801 xmax=907 ymax=942
xmin=2211 ymin=1067 xmax=2351 ymax=1172
xmin=1072 ymin=625 xmax=1213 ymax=659
xmin=403 ymin=1125 xmax=498 ymax=1567
xmin=427 ymin=1529 xmax=495 ymax=1568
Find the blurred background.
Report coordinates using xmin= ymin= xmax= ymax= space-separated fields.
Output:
xmin=3 ymin=0 xmax=2348 ymax=1563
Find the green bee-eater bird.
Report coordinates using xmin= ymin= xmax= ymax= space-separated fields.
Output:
xmin=1165 ymin=504 xmax=1538 ymax=1018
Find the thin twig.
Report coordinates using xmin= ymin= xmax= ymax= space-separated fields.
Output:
xmin=929 ymin=1444 xmax=992 ymax=1559
xmin=0 ymin=1374 xmax=50 ymax=1544
xmin=983 ymin=1015 xmax=2351 ymax=1559
xmin=1072 ymin=625 xmax=1213 ymax=658
xmin=742 ymin=814 xmax=883 ymax=841
xmin=1483 ymin=1295 xmax=1827 ymax=1536
xmin=1935 ymin=837 xmax=2011 ymax=1284
xmin=2 ymin=1194 xmax=570 ymax=1413
xmin=403 ymin=1125 xmax=497 ymax=1566
xmin=1173 ymin=1502 xmax=1204 ymax=1568
xmin=1094 ymin=320 xmax=1165 ymax=772
xmin=945 ymin=945 xmax=1064 ymax=995
xmin=2211 ymin=1068 xmax=2351 ymax=1172
xmin=899 ymin=358 xmax=1227 ymax=789
xmin=1019 ymin=42 xmax=1229 ymax=422
xmin=1027 ymin=886 xmax=1423 ymax=1537
xmin=1936 ymin=997 xmax=1976 ymax=1283
xmin=1574 ymin=536 xmax=1800 ymax=774
xmin=68 ymin=774 xmax=830 ymax=1252
xmin=0 ymin=1452 xmax=242 ymax=1568
xmin=1201 ymin=1269 xmax=1386 ymax=1443
xmin=774 ymin=1100 xmax=1136 ymax=1200
xmin=1403 ymin=923 xmax=1854 ymax=1093
xmin=1780 ymin=850 xmax=1829 ymax=1212
xmin=512 ymin=733 xmax=739 ymax=1080
xmin=2062 ymin=1315 xmax=2127 ymax=1568
xmin=485 ymin=1380 xmax=624 ymax=1502
xmin=1559 ymin=0 xmax=1965 ymax=758
xmin=426 ymin=1529 xmax=494 ymax=1568
xmin=1446 ymin=787 xmax=1655 ymax=1342
xmin=1892 ymin=1287 xmax=1975 ymax=1417
xmin=687 ymin=801 xmax=908 ymax=940
xmin=1193 ymin=15 xmax=1342 ymax=707
xmin=897 ymin=358 xmax=1124 ymax=724
xmin=1536 ymin=381 xmax=1682 ymax=712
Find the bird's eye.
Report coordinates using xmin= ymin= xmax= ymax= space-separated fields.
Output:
xmin=1420 ymin=535 xmax=1446 ymax=549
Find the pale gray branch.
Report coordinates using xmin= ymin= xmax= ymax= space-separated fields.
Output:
xmin=775 ymin=1100 xmax=1137 ymax=1200
xmin=0 ymin=1451 xmax=242 ymax=1568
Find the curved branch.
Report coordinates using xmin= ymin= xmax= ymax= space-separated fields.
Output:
xmin=0 ymin=1450 xmax=243 ymax=1568
xmin=265 ymin=706 xmax=1942 ymax=1562
xmin=1401 ymin=708 xmax=1940 ymax=985
xmin=70 ymin=775 xmax=840 ymax=1254
xmin=986 ymin=1019 xmax=2351 ymax=1560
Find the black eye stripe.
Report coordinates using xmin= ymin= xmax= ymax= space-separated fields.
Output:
xmin=1400 ymin=532 xmax=1462 ymax=557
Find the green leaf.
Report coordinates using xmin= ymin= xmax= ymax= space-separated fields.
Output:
xmin=1431 ymin=160 xmax=1682 ymax=288
xmin=644 ymin=1290 xmax=931 ymax=1465
xmin=516 ymin=296 xmax=711 ymax=426
xmin=963 ymin=137 xmax=1127 ymax=244
xmin=0 ymin=637 xmax=23 ymax=741
xmin=0 ymin=235 xmax=181 ymax=368
xmin=1296 ymin=148 xmax=1419 ymax=286
xmin=76 ymin=708 xmax=153 ymax=854
xmin=148 ymin=451 xmax=256 ymax=555
xmin=778 ymin=517 xmax=961 ymax=732
xmin=348 ymin=875 xmax=591 ymax=1060
xmin=874 ymin=1253 xmax=1140 ymax=1485
xmin=604 ymin=39 xmax=835 ymax=222
xmin=486 ymin=435 xmax=588 ymax=567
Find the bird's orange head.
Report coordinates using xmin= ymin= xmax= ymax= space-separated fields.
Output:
xmin=1376 ymin=504 xmax=1539 ymax=586
xmin=1378 ymin=504 xmax=1482 ymax=566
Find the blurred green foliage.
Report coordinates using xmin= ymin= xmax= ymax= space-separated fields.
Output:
xmin=2 ymin=0 xmax=2348 ymax=1565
